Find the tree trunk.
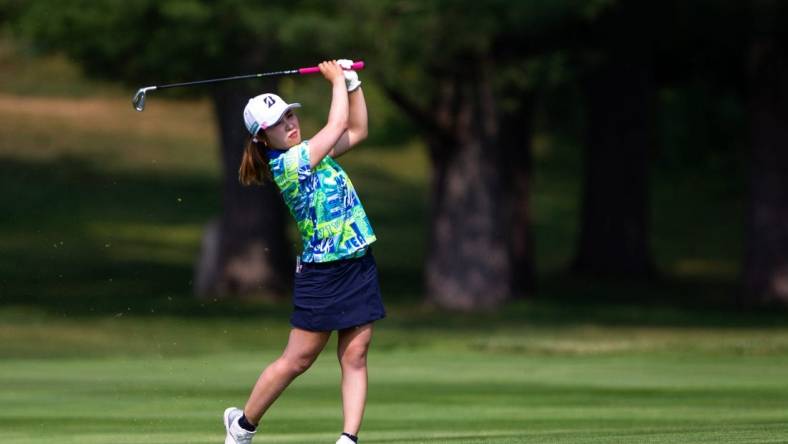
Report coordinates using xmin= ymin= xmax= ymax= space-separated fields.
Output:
xmin=502 ymin=93 xmax=536 ymax=298
xmin=573 ymin=51 xmax=655 ymax=277
xmin=743 ymin=4 xmax=788 ymax=306
xmin=425 ymin=73 xmax=511 ymax=310
xmin=195 ymin=85 xmax=292 ymax=299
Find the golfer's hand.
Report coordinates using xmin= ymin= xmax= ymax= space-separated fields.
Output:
xmin=338 ymin=59 xmax=361 ymax=92
xmin=319 ymin=61 xmax=345 ymax=86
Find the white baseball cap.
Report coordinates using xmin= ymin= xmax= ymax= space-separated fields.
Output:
xmin=243 ymin=93 xmax=301 ymax=136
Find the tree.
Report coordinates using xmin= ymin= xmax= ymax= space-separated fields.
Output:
xmin=572 ymin=1 xmax=657 ymax=277
xmin=12 ymin=0 xmax=330 ymax=299
xmin=744 ymin=0 xmax=788 ymax=306
xmin=343 ymin=0 xmax=596 ymax=309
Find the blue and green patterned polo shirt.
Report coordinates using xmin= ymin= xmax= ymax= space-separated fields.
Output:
xmin=268 ymin=141 xmax=376 ymax=263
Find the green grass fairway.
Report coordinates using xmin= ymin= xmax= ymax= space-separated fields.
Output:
xmin=2 ymin=314 xmax=788 ymax=443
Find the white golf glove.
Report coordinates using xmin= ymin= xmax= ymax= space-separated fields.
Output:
xmin=337 ymin=59 xmax=361 ymax=92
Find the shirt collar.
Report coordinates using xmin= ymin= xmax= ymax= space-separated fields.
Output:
xmin=266 ymin=148 xmax=288 ymax=160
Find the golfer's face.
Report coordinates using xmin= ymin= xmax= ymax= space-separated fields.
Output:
xmin=265 ymin=110 xmax=301 ymax=148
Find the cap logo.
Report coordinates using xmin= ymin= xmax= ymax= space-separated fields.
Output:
xmin=263 ymin=95 xmax=276 ymax=108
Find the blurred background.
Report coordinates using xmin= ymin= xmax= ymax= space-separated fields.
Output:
xmin=1 ymin=1 xmax=788 ymax=443
xmin=1 ymin=0 xmax=786 ymax=314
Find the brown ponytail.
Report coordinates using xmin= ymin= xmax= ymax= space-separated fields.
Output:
xmin=239 ymin=134 xmax=272 ymax=186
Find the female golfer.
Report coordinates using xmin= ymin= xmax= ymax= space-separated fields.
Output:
xmin=224 ymin=60 xmax=384 ymax=444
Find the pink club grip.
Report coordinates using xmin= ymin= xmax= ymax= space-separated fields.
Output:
xmin=298 ymin=61 xmax=365 ymax=75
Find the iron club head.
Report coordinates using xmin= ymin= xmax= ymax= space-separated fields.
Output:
xmin=132 ymin=86 xmax=157 ymax=112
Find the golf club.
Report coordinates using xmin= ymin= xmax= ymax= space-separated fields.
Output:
xmin=132 ymin=60 xmax=365 ymax=111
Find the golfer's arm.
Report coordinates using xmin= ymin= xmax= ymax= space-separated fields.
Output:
xmin=309 ymin=79 xmax=349 ymax=168
xmin=330 ymin=88 xmax=368 ymax=158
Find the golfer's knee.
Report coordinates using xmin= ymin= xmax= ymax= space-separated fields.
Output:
xmin=339 ymin=345 xmax=368 ymax=370
xmin=279 ymin=355 xmax=315 ymax=376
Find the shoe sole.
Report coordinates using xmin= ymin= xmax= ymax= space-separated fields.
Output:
xmin=224 ymin=407 xmax=237 ymax=444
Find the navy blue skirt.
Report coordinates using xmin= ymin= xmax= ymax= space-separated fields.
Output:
xmin=291 ymin=249 xmax=386 ymax=332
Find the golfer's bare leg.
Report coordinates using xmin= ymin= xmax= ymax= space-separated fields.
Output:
xmin=337 ymin=323 xmax=374 ymax=435
xmin=243 ymin=328 xmax=331 ymax=425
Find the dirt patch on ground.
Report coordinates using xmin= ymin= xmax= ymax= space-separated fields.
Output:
xmin=0 ymin=93 xmax=219 ymax=173
xmin=0 ymin=94 xmax=214 ymax=139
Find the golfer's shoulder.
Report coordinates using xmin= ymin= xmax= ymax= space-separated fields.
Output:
xmin=271 ymin=142 xmax=308 ymax=167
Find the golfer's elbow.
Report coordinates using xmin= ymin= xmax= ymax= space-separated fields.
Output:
xmin=329 ymin=116 xmax=348 ymax=134
xmin=352 ymin=126 xmax=368 ymax=144
xmin=348 ymin=117 xmax=368 ymax=144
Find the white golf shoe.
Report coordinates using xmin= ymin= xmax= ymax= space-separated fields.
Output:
xmin=336 ymin=435 xmax=356 ymax=444
xmin=223 ymin=407 xmax=255 ymax=444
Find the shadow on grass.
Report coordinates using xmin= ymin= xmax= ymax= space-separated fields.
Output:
xmin=530 ymin=273 xmax=788 ymax=328
xmin=2 ymin=155 xmax=783 ymax=328
xmin=398 ymin=272 xmax=788 ymax=330
xmin=0 ymin=154 xmax=426 ymax=318
xmin=0 ymin=155 xmax=216 ymax=312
